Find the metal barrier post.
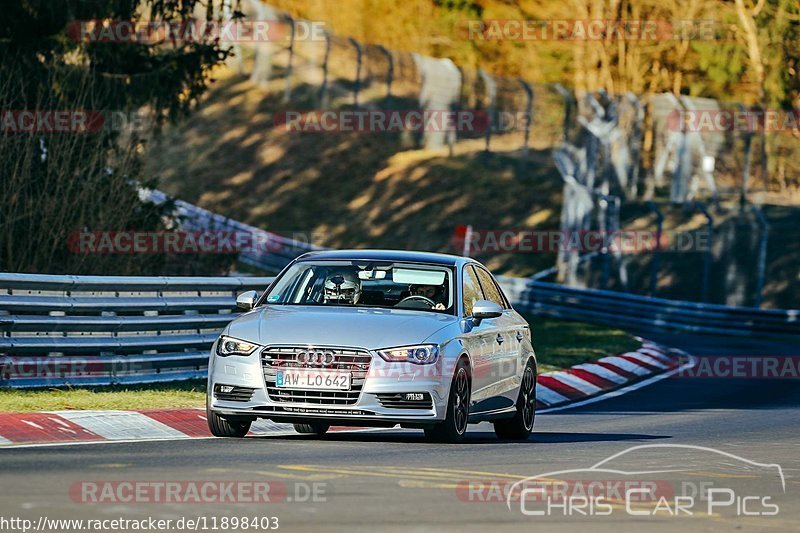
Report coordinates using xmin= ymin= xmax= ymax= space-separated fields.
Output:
xmin=479 ymin=69 xmax=495 ymax=153
xmin=695 ymin=202 xmax=714 ymax=303
xmin=624 ymin=93 xmax=644 ymax=199
xmin=378 ymin=45 xmax=393 ymax=101
xmin=751 ymin=205 xmax=769 ymax=308
xmin=740 ymin=111 xmax=754 ymax=209
xmin=518 ymin=78 xmax=533 ymax=157
xmin=349 ymin=38 xmax=362 ymax=108
xmin=283 ymin=16 xmax=296 ymax=103
xmin=647 ymin=201 xmax=664 ymax=297
xmin=462 ymin=225 xmax=473 ymax=257
xmin=248 ymin=0 xmax=274 ymax=87
xmin=596 ymin=193 xmax=621 ymax=290
xmin=554 ymin=84 xmax=573 ymax=141
xmin=318 ymin=31 xmax=331 ymax=106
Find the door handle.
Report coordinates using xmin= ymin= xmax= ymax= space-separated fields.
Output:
xmin=495 ymin=334 xmax=504 ymax=345
xmin=516 ymin=331 xmax=524 ymax=342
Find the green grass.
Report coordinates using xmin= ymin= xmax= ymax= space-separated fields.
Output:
xmin=0 ymin=380 xmax=207 ymax=413
xmin=526 ymin=315 xmax=641 ymax=374
xmin=0 ymin=317 xmax=637 ymax=412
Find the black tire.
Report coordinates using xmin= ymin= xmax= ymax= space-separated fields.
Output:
xmin=493 ymin=360 xmax=536 ymax=440
xmin=425 ymin=359 xmax=471 ymax=443
xmin=294 ymin=422 xmax=330 ymax=437
xmin=207 ymin=407 xmax=252 ymax=438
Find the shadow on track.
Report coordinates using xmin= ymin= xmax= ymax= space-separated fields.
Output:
xmin=528 ymin=431 xmax=670 ymax=443
xmin=556 ymin=377 xmax=800 ymax=415
xmin=248 ymin=430 xmax=670 ymax=444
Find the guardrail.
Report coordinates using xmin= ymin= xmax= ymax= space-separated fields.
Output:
xmin=497 ymin=276 xmax=800 ymax=340
xmin=0 ymin=273 xmax=274 ymax=388
xmin=3 ymin=270 xmax=798 ymax=389
xmin=144 ymin=189 xmax=323 ymax=273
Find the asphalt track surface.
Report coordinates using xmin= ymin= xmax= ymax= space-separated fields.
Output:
xmin=2 ymin=333 xmax=799 ymax=532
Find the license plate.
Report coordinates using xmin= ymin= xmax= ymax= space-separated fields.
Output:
xmin=276 ymin=369 xmax=351 ymax=390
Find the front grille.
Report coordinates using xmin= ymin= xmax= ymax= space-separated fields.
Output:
xmin=262 ymin=346 xmax=372 ymax=405
xmin=375 ymin=392 xmax=433 ymax=410
xmin=214 ymin=384 xmax=255 ymax=402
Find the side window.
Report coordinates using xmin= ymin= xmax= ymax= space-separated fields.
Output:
xmin=462 ymin=265 xmax=483 ymax=317
xmin=475 ymin=267 xmax=508 ymax=309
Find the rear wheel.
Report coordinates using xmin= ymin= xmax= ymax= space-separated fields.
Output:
xmin=207 ymin=407 xmax=252 ymax=438
xmin=294 ymin=422 xmax=330 ymax=437
xmin=425 ymin=359 xmax=471 ymax=443
xmin=493 ymin=360 xmax=536 ymax=440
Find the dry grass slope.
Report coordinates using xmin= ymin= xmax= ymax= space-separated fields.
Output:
xmin=148 ymin=71 xmax=565 ymax=276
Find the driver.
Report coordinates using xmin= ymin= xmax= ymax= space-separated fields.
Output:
xmin=323 ymin=271 xmax=361 ymax=305
xmin=410 ymin=284 xmax=446 ymax=310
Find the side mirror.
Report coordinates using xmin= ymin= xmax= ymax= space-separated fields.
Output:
xmin=236 ymin=290 xmax=259 ymax=310
xmin=472 ymin=299 xmax=503 ymax=324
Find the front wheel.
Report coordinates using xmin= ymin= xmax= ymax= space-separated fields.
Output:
xmin=207 ymin=407 xmax=252 ymax=438
xmin=425 ymin=359 xmax=471 ymax=443
xmin=493 ymin=360 xmax=536 ymax=440
xmin=294 ymin=422 xmax=330 ymax=437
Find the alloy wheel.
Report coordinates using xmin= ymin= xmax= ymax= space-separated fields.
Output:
xmin=521 ymin=366 xmax=536 ymax=430
xmin=453 ymin=367 xmax=469 ymax=434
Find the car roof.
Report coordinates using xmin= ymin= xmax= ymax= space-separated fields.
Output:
xmin=295 ymin=249 xmax=468 ymax=267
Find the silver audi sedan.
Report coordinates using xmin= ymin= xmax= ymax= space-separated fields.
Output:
xmin=207 ymin=250 xmax=537 ymax=443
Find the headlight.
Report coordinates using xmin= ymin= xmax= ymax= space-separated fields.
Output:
xmin=375 ymin=344 xmax=439 ymax=365
xmin=216 ymin=336 xmax=260 ymax=357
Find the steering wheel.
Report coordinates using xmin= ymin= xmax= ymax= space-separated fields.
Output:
xmin=397 ymin=295 xmax=436 ymax=308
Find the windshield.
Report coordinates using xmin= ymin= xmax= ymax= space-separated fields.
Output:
xmin=263 ymin=260 xmax=455 ymax=314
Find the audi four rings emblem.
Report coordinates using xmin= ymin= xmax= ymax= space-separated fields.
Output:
xmin=297 ymin=350 xmax=335 ymax=365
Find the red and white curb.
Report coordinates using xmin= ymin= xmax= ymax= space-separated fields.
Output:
xmin=536 ymin=340 xmax=694 ymax=413
xmin=0 ymin=339 xmax=692 ymax=448
xmin=0 ymin=409 xmax=377 ymax=448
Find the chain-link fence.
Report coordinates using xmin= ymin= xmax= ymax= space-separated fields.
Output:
xmin=238 ymin=3 xmax=787 ymax=193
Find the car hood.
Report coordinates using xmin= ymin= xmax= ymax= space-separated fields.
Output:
xmin=226 ymin=305 xmax=458 ymax=349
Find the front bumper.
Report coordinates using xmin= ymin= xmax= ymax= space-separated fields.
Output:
xmin=207 ymin=345 xmax=451 ymax=425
